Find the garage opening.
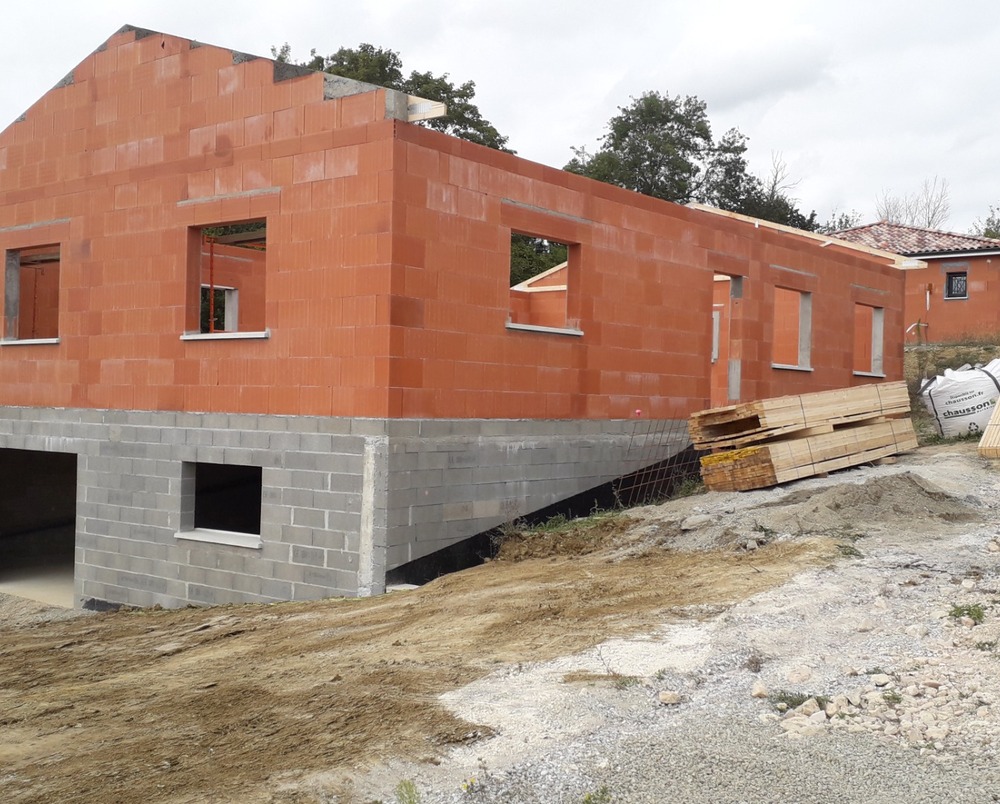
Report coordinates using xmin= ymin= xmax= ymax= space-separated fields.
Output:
xmin=0 ymin=448 xmax=77 ymax=607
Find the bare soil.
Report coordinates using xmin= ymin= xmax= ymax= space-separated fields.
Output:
xmin=0 ymin=528 xmax=834 ymax=803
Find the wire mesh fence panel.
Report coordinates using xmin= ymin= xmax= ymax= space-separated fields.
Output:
xmin=613 ymin=417 xmax=702 ymax=508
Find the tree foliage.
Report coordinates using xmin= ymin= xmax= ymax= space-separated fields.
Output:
xmin=816 ymin=209 xmax=864 ymax=234
xmin=971 ymin=205 xmax=1000 ymax=239
xmin=565 ymin=91 xmax=712 ymax=204
xmin=567 ymin=91 xmax=817 ymax=230
xmin=509 ymin=235 xmax=568 ymax=287
xmin=874 ymin=176 xmax=951 ymax=229
xmin=272 ymin=42 xmax=510 ymax=151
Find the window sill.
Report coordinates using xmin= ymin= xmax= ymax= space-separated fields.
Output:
xmin=771 ymin=363 xmax=813 ymax=372
xmin=506 ymin=322 xmax=584 ymax=337
xmin=943 ymin=296 xmax=968 ymax=301
xmin=853 ymin=371 xmax=886 ymax=378
xmin=0 ymin=337 xmax=60 ymax=346
xmin=181 ymin=329 xmax=270 ymax=341
xmin=175 ymin=529 xmax=262 ymax=549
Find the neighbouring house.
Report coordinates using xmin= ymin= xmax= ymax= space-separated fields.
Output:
xmin=0 ymin=25 xmax=909 ymax=610
xmin=833 ymin=221 xmax=1000 ymax=343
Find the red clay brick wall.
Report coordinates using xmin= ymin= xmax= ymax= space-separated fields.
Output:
xmin=387 ymin=124 xmax=714 ymax=419
xmin=0 ymin=29 xmax=398 ymax=415
xmin=0 ymin=28 xmax=906 ymax=420
xmin=902 ymin=256 xmax=1000 ymax=343
xmin=704 ymin=232 xmax=903 ymax=405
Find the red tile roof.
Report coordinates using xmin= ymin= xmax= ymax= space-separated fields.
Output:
xmin=833 ymin=221 xmax=1000 ymax=256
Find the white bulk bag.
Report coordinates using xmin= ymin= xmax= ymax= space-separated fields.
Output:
xmin=920 ymin=358 xmax=1000 ymax=438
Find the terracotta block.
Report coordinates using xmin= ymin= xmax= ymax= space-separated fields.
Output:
xmin=305 ymin=100 xmax=340 ymax=133
xmin=273 ymin=106 xmax=304 ymax=140
xmin=214 ymin=165 xmax=242 ymax=196
xmin=325 ymin=146 xmax=359 ymax=179
xmin=340 ymin=91 xmax=380 ymax=128
xmin=292 ymin=151 xmax=325 ymax=184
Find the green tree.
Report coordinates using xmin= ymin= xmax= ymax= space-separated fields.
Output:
xmin=699 ymin=128 xmax=759 ymax=212
xmin=566 ymin=91 xmax=713 ymax=203
xmin=509 ymin=235 xmax=567 ymax=286
xmin=567 ymin=91 xmax=817 ymax=230
xmin=971 ymin=205 xmax=1000 ymax=239
xmin=273 ymin=43 xmax=510 ymax=152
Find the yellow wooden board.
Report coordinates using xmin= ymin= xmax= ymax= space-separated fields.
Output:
xmin=977 ymin=401 xmax=1000 ymax=459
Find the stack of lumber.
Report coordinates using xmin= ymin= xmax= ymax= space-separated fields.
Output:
xmin=978 ymin=402 xmax=1000 ymax=458
xmin=690 ymin=382 xmax=917 ymax=492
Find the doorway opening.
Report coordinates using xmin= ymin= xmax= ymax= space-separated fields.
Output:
xmin=0 ymin=448 xmax=77 ymax=607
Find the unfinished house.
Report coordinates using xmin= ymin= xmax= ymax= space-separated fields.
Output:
xmin=0 ymin=26 xmax=908 ymax=609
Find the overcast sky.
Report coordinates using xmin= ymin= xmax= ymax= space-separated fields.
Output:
xmin=3 ymin=1 xmax=998 ymax=232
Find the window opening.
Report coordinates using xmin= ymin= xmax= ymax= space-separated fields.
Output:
xmin=772 ymin=286 xmax=812 ymax=370
xmin=4 ymin=244 xmax=61 ymax=341
xmin=944 ymin=271 xmax=967 ymax=299
xmin=188 ymin=220 xmax=266 ymax=335
xmin=192 ymin=462 xmax=262 ymax=536
xmin=508 ymin=233 xmax=575 ymax=331
xmin=853 ymin=304 xmax=885 ymax=375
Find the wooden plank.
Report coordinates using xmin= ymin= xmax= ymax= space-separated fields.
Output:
xmin=700 ymin=418 xmax=917 ymax=492
xmin=690 ymin=381 xmax=910 ymax=449
xmin=687 ymin=203 xmax=925 ymax=271
xmin=978 ymin=401 xmax=1000 ymax=458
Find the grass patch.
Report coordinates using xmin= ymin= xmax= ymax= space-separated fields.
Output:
xmin=395 ymin=779 xmax=420 ymax=804
xmin=949 ymin=603 xmax=986 ymax=625
xmin=768 ymin=690 xmax=829 ymax=711
xmin=836 ymin=543 xmax=863 ymax=558
xmin=975 ymin=640 xmax=997 ymax=652
xmin=581 ymin=787 xmax=612 ymax=804
xmin=612 ymin=675 xmax=641 ymax=690
xmin=668 ymin=477 xmax=705 ymax=500
xmin=883 ymin=689 xmax=903 ymax=706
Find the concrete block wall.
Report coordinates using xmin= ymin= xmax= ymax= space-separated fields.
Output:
xmin=382 ymin=418 xmax=691 ymax=568
xmin=0 ymin=406 xmax=368 ymax=608
xmin=0 ymin=405 xmax=687 ymax=609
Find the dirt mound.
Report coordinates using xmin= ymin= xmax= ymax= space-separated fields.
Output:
xmin=495 ymin=513 xmax=633 ymax=561
xmin=754 ymin=472 xmax=979 ymax=537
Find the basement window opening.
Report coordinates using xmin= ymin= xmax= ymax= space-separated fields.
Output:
xmin=3 ymin=243 xmax=61 ymax=342
xmin=183 ymin=219 xmax=268 ymax=340
xmin=944 ymin=271 xmax=968 ymax=300
xmin=507 ymin=232 xmax=581 ymax=335
xmin=176 ymin=462 xmax=263 ymax=549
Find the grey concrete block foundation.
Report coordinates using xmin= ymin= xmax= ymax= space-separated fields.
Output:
xmin=0 ymin=406 xmax=689 ymax=609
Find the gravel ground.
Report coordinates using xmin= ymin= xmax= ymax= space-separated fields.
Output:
xmin=356 ymin=444 xmax=1000 ymax=803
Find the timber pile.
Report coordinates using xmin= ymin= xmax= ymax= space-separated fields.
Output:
xmin=977 ymin=402 xmax=1000 ymax=458
xmin=690 ymin=382 xmax=918 ymax=492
